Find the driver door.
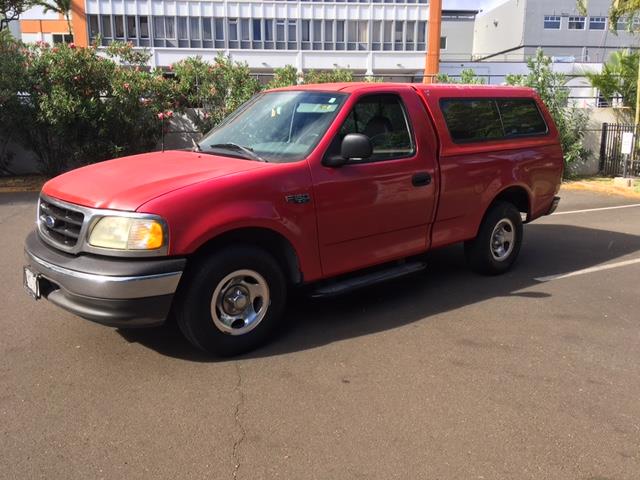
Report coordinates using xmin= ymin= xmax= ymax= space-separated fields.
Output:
xmin=310 ymin=90 xmax=438 ymax=277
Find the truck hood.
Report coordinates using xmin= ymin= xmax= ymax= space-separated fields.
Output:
xmin=42 ymin=150 xmax=268 ymax=211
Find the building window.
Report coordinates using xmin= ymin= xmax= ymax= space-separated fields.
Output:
xmin=126 ymin=16 xmax=136 ymax=38
xmin=164 ymin=17 xmax=175 ymax=39
xmin=214 ymin=18 xmax=224 ymax=47
xmin=88 ymin=14 xmax=99 ymax=39
xmin=253 ymin=19 xmax=262 ymax=40
xmin=406 ymin=20 xmax=415 ymax=50
xmin=589 ymin=16 xmax=606 ymax=30
xmin=301 ymin=19 xmax=310 ymax=49
xmin=101 ymin=15 xmax=112 ymax=38
xmin=139 ymin=16 xmax=149 ymax=39
xmin=346 ymin=20 xmax=367 ymax=51
xmin=417 ymin=21 xmax=426 ymax=50
xmin=324 ymin=20 xmax=334 ymax=49
xmin=202 ymin=18 xmax=212 ymax=40
xmin=394 ymin=21 xmax=403 ymax=50
xmin=568 ymin=16 xmax=586 ymax=29
xmin=287 ymin=20 xmax=297 ymax=49
xmin=52 ymin=33 xmax=73 ymax=44
xmin=313 ymin=19 xmax=322 ymax=50
xmin=372 ymin=20 xmax=381 ymax=50
xmin=335 ymin=20 xmax=345 ymax=50
xmin=177 ymin=17 xmax=187 ymax=41
xmin=544 ymin=15 xmax=561 ymax=29
xmin=153 ymin=17 xmax=164 ymax=39
xmin=382 ymin=20 xmax=392 ymax=51
xmin=440 ymin=36 xmax=446 ymax=49
xmin=228 ymin=18 xmax=238 ymax=48
xmin=190 ymin=17 xmax=200 ymax=41
xmin=264 ymin=19 xmax=274 ymax=49
xmin=614 ymin=16 xmax=626 ymax=30
xmin=276 ymin=19 xmax=285 ymax=49
xmin=114 ymin=15 xmax=124 ymax=38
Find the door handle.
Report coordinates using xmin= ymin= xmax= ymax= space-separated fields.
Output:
xmin=412 ymin=172 xmax=432 ymax=187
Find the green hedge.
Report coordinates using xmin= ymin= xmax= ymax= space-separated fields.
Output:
xmin=0 ymin=34 xmax=364 ymax=175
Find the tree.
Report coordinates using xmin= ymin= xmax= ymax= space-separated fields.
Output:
xmin=587 ymin=50 xmax=638 ymax=112
xmin=35 ymin=0 xmax=71 ymax=36
xmin=0 ymin=0 xmax=31 ymax=31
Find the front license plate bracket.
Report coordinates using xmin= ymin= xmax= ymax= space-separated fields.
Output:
xmin=23 ymin=266 xmax=41 ymax=299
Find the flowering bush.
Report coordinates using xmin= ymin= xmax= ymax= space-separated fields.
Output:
xmin=0 ymin=37 xmax=175 ymax=175
xmin=172 ymin=54 xmax=261 ymax=132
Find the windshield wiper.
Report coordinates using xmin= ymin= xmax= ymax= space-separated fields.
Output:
xmin=206 ymin=143 xmax=266 ymax=162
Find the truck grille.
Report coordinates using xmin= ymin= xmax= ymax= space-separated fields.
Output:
xmin=38 ymin=198 xmax=85 ymax=248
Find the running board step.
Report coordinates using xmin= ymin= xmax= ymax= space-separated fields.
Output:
xmin=310 ymin=261 xmax=427 ymax=298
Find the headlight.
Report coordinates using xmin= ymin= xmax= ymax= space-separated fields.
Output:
xmin=88 ymin=216 xmax=165 ymax=250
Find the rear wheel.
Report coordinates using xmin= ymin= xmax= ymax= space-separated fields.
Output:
xmin=176 ymin=246 xmax=287 ymax=356
xmin=465 ymin=202 xmax=523 ymax=275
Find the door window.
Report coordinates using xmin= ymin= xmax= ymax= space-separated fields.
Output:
xmin=334 ymin=94 xmax=414 ymax=162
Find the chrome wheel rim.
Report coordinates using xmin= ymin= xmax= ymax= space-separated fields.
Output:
xmin=490 ymin=218 xmax=516 ymax=261
xmin=211 ymin=269 xmax=270 ymax=335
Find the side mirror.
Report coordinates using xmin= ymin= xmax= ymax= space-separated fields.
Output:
xmin=341 ymin=133 xmax=372 ymax=161
xmin=323 ymin=133 xmax=372 ymax=168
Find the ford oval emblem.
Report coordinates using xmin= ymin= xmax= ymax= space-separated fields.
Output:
xmin=44 ymin=215 xmax=57 ymax=228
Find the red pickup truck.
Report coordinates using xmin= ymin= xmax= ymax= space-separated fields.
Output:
xmin=24 ymin=83 xmax=563 ymax=355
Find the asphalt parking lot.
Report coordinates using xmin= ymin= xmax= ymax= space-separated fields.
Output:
xmin=1 ymin=188 xmax=639 ymax=479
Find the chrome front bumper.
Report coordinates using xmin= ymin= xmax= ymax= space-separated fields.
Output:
xmin=24 ymin=231 xmax=186 ymax=327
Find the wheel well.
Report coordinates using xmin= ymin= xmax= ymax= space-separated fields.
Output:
xmin=190 ymin=228 xmax=303 ymax=285
xmin=491 ymin=187 xmax=531 ymax=219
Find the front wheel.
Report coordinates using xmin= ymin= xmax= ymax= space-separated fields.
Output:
xmin=176 ymin=246 xmax=287 ymax=356
xmin=464 ymin=202 xmax=523 ymax=275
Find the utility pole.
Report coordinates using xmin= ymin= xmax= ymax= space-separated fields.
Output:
xmin=423 ymin=0 xmax=442 ymax=84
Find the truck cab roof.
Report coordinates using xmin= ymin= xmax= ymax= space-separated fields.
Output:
xmin=267 ymin=82 xmax=538 ymax=97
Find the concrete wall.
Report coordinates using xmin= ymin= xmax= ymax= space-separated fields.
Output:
xmin=473 ymin=0 xmax=526 ymax=60
xmin=441 ymin=19 xmax=475 ymax=62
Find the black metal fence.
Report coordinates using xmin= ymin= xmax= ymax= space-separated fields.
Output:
xmin=599 ymin=123 xmax=640 ymax=177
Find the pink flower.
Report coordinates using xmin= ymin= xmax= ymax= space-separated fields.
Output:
xmin=123 ymin=82 xmax=131 ymax=91
xmin=52 ymin=47 xmax=59 ymax=53
xmin=73 ymin=75 xmax=79 ymax=81
xmin=157 ymin=112 xmax=165 ymax=120
xmin=69 ymin=42 xmax=76 ymax=49
xmin=168 ymin=64 xmax=174 ymax=71
xmin=165 ymin=110 xmax=174 ymax=118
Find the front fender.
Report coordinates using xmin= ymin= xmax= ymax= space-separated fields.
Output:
xmin=137 ymin=163 xmax=323 ymax=282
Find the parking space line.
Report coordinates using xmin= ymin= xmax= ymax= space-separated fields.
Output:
xmin=554 ymin=204 xmax=640 ymax=215
xmin=535 ymin=258 xmax=640 ymax=282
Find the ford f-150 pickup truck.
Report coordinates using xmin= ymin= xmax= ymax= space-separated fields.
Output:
xmin=24 ymin=83 xmax=563 ymax=356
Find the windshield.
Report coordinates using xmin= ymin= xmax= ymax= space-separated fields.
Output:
xmin=198 ymin=91 xmax=347 ymax=163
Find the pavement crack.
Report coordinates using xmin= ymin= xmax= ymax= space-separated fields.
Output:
xmin=231 ymin=363 xmax=246 ymax=480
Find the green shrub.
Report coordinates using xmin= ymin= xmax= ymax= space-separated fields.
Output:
xmin=0 ymin=38 xmax=174 ymax=175
xmin=0 ymin=30 xmax=29 ymax=173
xmin=266 ymin=66 xmax=354 ymax=89
xmin=436 ymin=68 xmax=486 ymax=84
xmin=172 ymin=54 xmax=261 ymax=132
xmin=267 ymin=65 xmax=300 ymax=89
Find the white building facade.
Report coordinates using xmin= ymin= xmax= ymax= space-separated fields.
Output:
xmin=20 ymin=1 xmax=477 ymax=74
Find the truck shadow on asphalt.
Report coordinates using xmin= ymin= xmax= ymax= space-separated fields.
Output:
xmin=117 ymin=223 xmax=640 ymax=361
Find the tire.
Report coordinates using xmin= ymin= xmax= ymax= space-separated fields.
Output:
xmin=464 ymin=201 xmax=523 ymax=275
xmin=175 ymin=246 xmax=287 ymax=356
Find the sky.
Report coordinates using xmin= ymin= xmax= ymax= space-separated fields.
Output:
xmin=444 ymin=0 xmax=509 ymax=12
